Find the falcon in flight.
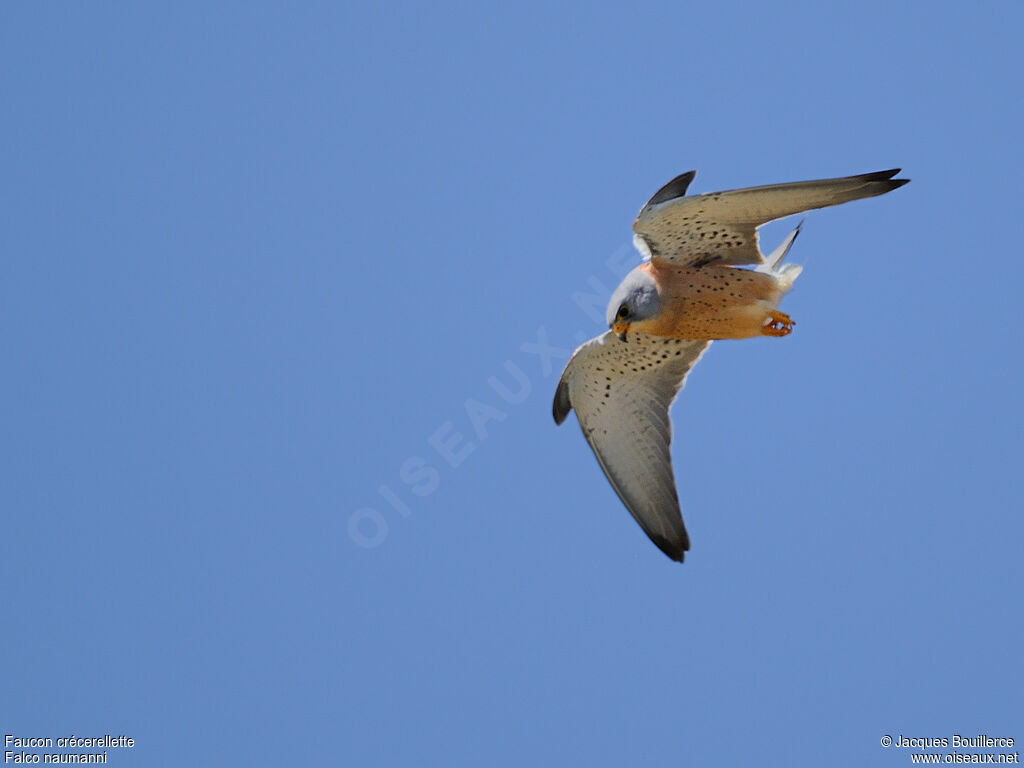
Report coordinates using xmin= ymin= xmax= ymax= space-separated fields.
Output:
xmin=553 ymin=168 xmax=909 ymax=562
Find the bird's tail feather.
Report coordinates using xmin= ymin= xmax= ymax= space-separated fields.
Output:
xmin=758 ymin=220 xmax=804 ymax=292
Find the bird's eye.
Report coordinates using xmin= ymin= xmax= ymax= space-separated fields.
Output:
xmin=617 ymin=305 xmax=629 ymax=319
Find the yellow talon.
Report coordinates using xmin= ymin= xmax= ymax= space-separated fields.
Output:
xmin=762 ymin=310 xmax=794 ymax=337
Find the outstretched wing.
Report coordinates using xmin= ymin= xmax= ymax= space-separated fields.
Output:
xmin=632 ymin=168 xmax=909 ymax=267
xmin=553 ymin=331 xmax=710 ymax=562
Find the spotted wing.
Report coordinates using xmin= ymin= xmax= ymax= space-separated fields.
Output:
xmin=553 ymin=331 xmax=710 ymax=562
xmin=632 ymin=168 xmax=909 ymax=267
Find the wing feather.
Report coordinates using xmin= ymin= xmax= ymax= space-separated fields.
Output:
xmin=553 ymin=331 xmax=710 ymax=561
xmin=632 ymin=168 xmax=909 ymax=267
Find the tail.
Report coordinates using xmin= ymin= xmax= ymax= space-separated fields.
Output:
xmin=757 ymin=219 xmax=804 ymax=292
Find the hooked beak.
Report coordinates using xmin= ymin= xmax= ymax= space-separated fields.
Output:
xmin=612 ymin=321 xmax=630 ymax=342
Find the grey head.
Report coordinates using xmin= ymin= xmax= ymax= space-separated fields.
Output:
xmin=607 ymin=266 xmax=661 ymax=341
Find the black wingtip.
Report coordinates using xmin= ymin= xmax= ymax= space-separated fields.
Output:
xmin=864 ymin=168 xmax=902 ymax=180
xmin=656 ymin=540 xmax=687 ymax=562
xmin=645 ymin=170 xmax=697 ymax=207
xmin=552 ymin=379 xmax=571 ymax=425
xmin=650 ymin=531 xmax=690 ymax=563
xmin=861 ymin=168 xmax=910 ymax=190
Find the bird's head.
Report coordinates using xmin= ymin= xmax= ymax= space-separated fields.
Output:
xmin=607 ymin=267 xmax=660 ymax=342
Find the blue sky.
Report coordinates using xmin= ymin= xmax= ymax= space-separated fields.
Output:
xmin=2 ymin=2 xmax=1022 ymax=766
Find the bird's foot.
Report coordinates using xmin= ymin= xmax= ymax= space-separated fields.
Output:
xmin=762 ymin=310 xmax=794 ymax=337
